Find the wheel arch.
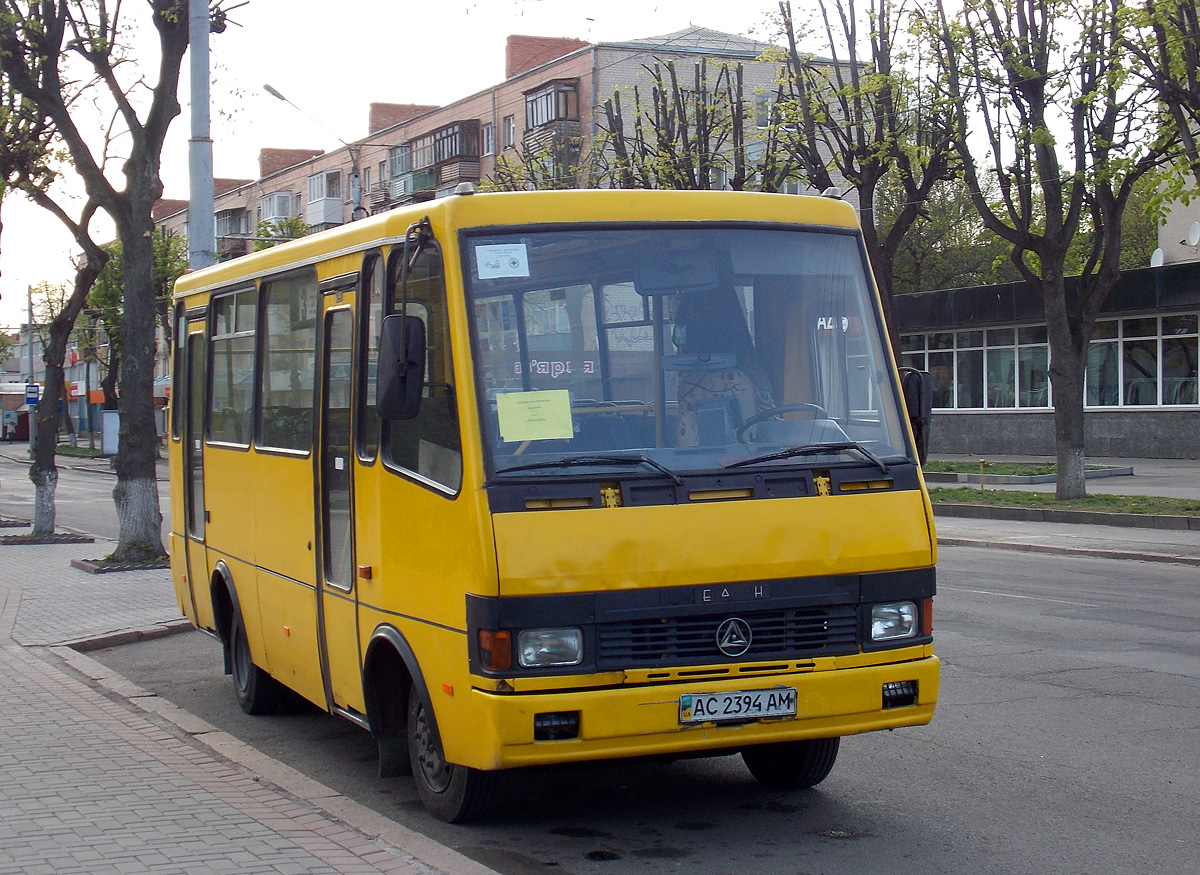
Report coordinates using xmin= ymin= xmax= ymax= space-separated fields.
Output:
xmin=363 ymin=624 xmax=440 ymax=751
xmin=209 ymin=560 xmax=241 ymax=675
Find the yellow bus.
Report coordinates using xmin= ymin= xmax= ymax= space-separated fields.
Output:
xmin=168 ymin=188 xmax=939 ymax=822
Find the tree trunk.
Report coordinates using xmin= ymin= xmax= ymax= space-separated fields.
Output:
xmin=112 ymin=476 xmax=162 ymax=562
xmin=29 ymin=388 xmax=59 ymax=537
xmin=112 ymin=211 xmax=166 ymax=561
xmin=1045 ymin=275 xmax=1088 ymax=500
xmin=28 ymin=316 xmax=72 ymax=536
xmin=30 ymin=467 xmax=57 ymax=536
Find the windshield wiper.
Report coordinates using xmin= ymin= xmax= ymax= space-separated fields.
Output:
xmin=724 ymin=441 xmax=890 ymax=475
xmin=494 ymin=454 xmax=685 ymax=486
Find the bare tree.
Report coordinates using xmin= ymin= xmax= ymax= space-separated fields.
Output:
xmin=0 ymin=0 xmax=190 ymax=560
xmin=596 ymin=60 xmax=767 ymax=192
xmin=924 ymin=0 xmax=1179 ymax=498
xmin=774 ymin=0 xmax=958 ymax=351
xmin=3 ymin=48 xmax=110 ymax=537
xmin=23 ymin=210 xmax=108 ymax=536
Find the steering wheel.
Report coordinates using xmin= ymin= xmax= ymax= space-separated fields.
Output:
xmin=736 ymin=403 xmax=828 ymax=442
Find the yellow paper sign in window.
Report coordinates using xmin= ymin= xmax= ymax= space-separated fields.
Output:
xmin=496 ymin=390 xmax=574 ymax=443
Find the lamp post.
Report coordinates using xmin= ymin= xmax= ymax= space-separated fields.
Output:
xmin=263 ymin=84 xmax=365 ymax=221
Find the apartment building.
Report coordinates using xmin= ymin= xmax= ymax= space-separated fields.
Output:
xmin=155 ymin=27 xmax=814 ymax=253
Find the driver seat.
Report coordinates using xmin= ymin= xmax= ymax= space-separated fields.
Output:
xmin=671 ymin=291 xmax=773 ymax=447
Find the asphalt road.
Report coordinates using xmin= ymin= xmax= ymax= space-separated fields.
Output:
xmin=85 ymin=545 xmax=1200 ymax=875
xmin=0 ymin=451 xmax=170 ymax=542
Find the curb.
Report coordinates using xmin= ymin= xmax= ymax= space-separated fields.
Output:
xmin=64 ymin=618 xmax=194 ymax=652
xmin=936 ymin=536 xmax=1200 ymax=567
xmin=933 ymin=503 xmax=1200 ymax=531
xmin=53 ymin=625 xmax=499 ymax=875
xmin=924 ymin=465 xmax=1134 ymax=486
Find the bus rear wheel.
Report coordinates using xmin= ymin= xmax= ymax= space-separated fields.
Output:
xmin=742 ymin=737 xmax=840 ymax=790
xmin=231 ymin=613 xmax=282 ymax=715
xmin=407 ymin=693 xmax=497 ymax=823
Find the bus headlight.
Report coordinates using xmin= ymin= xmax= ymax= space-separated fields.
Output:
xmin=870 ymin=602 xmax=918 ymax=641
xmin=517 ymin=628 xmax=583 ymax=668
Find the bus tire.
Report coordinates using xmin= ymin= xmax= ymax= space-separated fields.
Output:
xmin=742 ymin=737 xmax=840 ymax=790
xmin=231 ymin=612 xmax=282 ymax=715
xmin=407 ymin=692 xmax=496 ymax=823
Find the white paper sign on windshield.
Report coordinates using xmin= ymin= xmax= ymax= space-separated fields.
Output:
xmin=476 ymin=243 xmax=530 ymax=279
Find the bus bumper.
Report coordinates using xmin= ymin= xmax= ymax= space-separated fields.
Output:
xmin=462 ymin=654 xmax=940 ymax=770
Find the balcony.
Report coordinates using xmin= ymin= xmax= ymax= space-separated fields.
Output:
xmin=304 ymin=196 xmax=343 ymax=228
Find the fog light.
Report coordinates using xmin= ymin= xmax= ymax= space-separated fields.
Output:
xmin=882 ymin=680 xmax=918 ymax=709
xmin=534 ymin=711 xmax=580 ymax=740
xmin=871 ymin=601 xmax=918 ymax=641
xmin=517 ymin=628 xmax=583 ymax=668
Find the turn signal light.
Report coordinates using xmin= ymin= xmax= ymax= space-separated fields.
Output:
xmin=479 ymin=629 xmax=512 ymax=672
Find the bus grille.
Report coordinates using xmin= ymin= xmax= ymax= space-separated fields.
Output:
xmin=596 ymin=605 xmax=859 ymax=667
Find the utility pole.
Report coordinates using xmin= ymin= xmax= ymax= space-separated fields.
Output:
xmin=188 ymin=0 xmax=216 ymax=269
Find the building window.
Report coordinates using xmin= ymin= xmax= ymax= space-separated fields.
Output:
xmin=389 ymin=144 xmax=411 ymax=177
xmin=956 ymin=331 xmax=985 ymax=408
xmin=481 ymin=122 xmax=494 ymax=157
xmin=985 ymin=328 xmax=1016 ymax=408
xmin=1087 ymin=314 xmax=1199 ymax=407
xmin=503 ymin=114 xmax=515 ymax=149
xmin=1162 ymin=314 xmax=1198 ymax=405
xmin=260 ymin=192 xmax=292 ymax=223
xmin=525 ymin=81 xmax=579 ymax=129
xmin=362 ymin=167 xmax=372 ymax=193
xmin=214 ymin=209 xmax=249 ymax=237
xmin=307 ymin=169 xmax=341 ymax=203
xmin=901 ymin=326 xmax=1050 ymax=410
xmin=1017 ymin=325 xmax=1049 ymax=407
xmin=904 ymin=313 xmax=1200 ymax=411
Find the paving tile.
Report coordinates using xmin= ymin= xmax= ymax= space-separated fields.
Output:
xmin=0 ymin=562 xmax=482 ymax=875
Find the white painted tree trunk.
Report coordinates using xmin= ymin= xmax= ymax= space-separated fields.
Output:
xmin=112 ymin=477 xmax=164 ymax=561
xmin=31 ymin=469 xmax=57 ymax=538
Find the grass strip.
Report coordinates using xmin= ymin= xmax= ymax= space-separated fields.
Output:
xmin=929 ymin=486 xmax=1200 ymax=517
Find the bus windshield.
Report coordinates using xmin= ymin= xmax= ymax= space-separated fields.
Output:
xmin=464 ymin=225 xmax=910 ymax=479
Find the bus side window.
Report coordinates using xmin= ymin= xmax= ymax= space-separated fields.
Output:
xmin=383 ymin=241 xmax=462 ymax=492
xmin=357 ymin=251 xmax=385 ymax=460
xmin=258 ymin=271 xmax=319 ymax=452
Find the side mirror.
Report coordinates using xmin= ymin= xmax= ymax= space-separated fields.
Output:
xmin=376 ymin=313 xmax=426 ymax=420
xmin=900 ymin=368 xmax=933 ymax=465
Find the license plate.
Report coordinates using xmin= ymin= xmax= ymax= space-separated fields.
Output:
xmin=679 ymin=687 xmax=798 ymax=724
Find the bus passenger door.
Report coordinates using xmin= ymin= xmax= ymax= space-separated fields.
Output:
xmin=182 ymin=327 xmax=213 ymax=630
xmin=317 ymin=305 xmax=364 ymax=714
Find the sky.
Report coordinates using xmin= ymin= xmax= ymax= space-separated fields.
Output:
xmin=0 ymin=0 xmax=781 ymax=333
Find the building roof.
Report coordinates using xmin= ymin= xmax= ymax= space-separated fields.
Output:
xmin=609 ymin=26 xmax=771 ymax=57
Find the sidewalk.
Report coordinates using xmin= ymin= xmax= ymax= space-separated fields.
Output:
xmin=0 ymin=453 xmax=1197 ymax=872
xmin=0 ymin=541 xmax=496 ymax=875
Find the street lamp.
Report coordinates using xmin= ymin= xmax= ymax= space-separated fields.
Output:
xmin=263 ymin=84 xmax=366 ymax=221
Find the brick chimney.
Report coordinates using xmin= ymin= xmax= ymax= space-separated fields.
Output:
xmin=369 ymin=103 xmax=439 ymax=134
xmin=506 ymin=35 xmax=589 ymax=79
xmin=259 ymin=147 xmax=324 ymax=178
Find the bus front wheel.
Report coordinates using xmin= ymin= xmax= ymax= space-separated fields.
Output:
xmin=231 ymin=613 xmax=282 ymax=715
xmin=742 ymin=737 xmax=840 ymax=790
xmin=407 ymin=693 xmax=497 ymax=822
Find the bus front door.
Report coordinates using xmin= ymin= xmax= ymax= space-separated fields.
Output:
xmin=317 ymin=305 xmax=364 ymax=716
xmin=182 ymin=327 xmax=213 ymax=630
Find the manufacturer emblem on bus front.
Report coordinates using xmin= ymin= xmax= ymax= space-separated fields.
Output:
xmin=716 ymin=617 xmax=752 ymax=657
